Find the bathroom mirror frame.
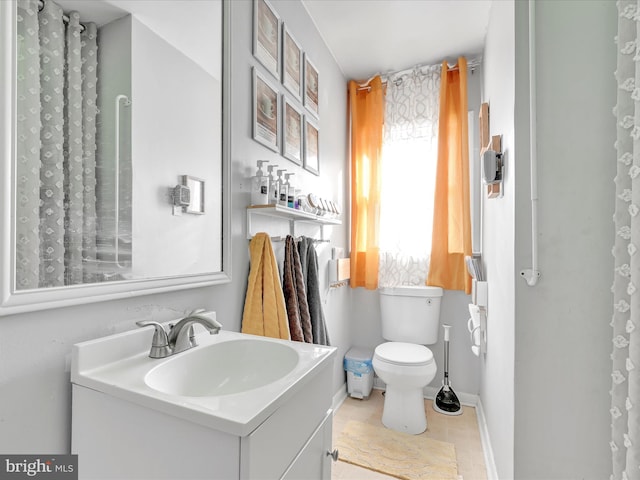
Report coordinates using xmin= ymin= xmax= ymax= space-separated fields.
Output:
xmin=0 ymin=0 xmax=232 ymax=316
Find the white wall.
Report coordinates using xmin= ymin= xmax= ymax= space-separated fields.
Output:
xmin=232 ymin=0 xmax=351 ymax=395
xmin=94 ymin=2 xmax=225 ymax=279
xmin=481 ymin=1 xmax=617 ymax=478
xmin=106 ymin=0 xmax=222 ymax=78
xmin=480 ymin=2 xmax=516 ymax=478
xmin=512 ymin=1 xmax=615 ymax=478
xmin=0 ymin=0 xmax=350 ymax=453
xmin=131 ymin=16 xmax=221 ymax=277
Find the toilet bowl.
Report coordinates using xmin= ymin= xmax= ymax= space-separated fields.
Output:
xmin=373 ymin=342 xmax=436 ymax=434
xmin=373 ymin=286 xmax=442 ymax=434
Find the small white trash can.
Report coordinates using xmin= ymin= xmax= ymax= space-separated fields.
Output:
xmin=344 ymin=347 xmax=374 ymax=400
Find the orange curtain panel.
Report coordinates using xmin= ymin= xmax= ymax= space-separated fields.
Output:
xmin=348 ymin=76 xmax=385 ymax=290
xmin=427 ymin=57 xmax=472 ymax=294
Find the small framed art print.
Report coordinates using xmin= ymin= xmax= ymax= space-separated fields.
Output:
xmin=282 ymin=25 xmax=303 ymax=100
xmin=304 ymin=55 xmax=319 ymax=118
xmin=253 ymin=67 xmax=280 ymax=152
xmin=282 ymin=96 xmax=303 ymax=165
xmin=303 ymin=117 xmax=319 ymax=176
xmin=253 ymin=0 xmax=280 ymax=79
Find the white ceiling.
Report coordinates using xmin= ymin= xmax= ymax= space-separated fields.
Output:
xmin=302 ymin=0 xmax=493 ymax=81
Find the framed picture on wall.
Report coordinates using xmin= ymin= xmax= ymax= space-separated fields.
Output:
xmin=282 ymin=95 xmax=303 ymax=165
xmin=282 ymin=25 xmax=303 ymax=100
xmin=253 ymin=0 xmax=280 ymax=79
xmin=303 ymin=117 xmax=319 ymax=176
xmin=252 ymin=67 xmax=280 ymax=152
xmin=304 ymin=55 xmax=319 ymax=118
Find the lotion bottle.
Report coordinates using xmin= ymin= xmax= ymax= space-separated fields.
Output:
xmin=267 ymin=164 xmax=279 ymax=205
xmin=284 ymin=173 xmax=296 ymax=208
xmin=250 ymin=160 xmax=269 ymax=205
xmin=276 ymin=169 xmax=288 ymax=206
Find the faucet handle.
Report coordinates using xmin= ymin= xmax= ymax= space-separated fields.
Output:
xmin=136 ymin=321 xmax=171 ymax=358
xmin=168 ymin=324 xmax=197 ymax=349
xmin=187 ymin=325 xmax=197 ymax=347
xmin=169 ymin=323 xmax=200 ymax=354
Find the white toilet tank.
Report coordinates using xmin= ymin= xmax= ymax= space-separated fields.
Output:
xmin=379 ymin=286 xmax=443 ymax=344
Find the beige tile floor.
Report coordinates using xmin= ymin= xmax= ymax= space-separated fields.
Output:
xmin=332 ymin=389 xmax=487 ymax=480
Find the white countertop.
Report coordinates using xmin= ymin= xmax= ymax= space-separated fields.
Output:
xmin=71 ymin=325 xmax=336 ymax=437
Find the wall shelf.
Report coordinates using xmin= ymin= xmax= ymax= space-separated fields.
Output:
xmin=246 ymin=205 xmax=341 ymax=240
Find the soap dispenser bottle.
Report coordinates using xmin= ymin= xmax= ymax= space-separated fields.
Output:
xmin=284 ymin=173 xmax=295 ymax=208
xmin=267 ymin=164 xmax=279 ymax=205
xmin=276 ymin=169 xmax=288 ymax=206
xmin=251 ymin=160 xmax=269 ymax=205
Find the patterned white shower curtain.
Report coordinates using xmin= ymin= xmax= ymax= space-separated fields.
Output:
xmin=612 ymin=1 xmax=640 ymax=478
xmin=378 ymin=65 xmax=441 ymax=287
xmin=16 ymin=0 xmax=99 ymax=289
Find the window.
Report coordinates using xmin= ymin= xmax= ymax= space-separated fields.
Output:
xmin=378 ymin=67 xmax=440 ymax=287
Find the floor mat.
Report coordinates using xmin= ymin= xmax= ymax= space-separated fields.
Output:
xmin=335 ymin=420 xmax=458 ymax=480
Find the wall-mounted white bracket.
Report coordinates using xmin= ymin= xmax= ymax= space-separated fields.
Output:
xmin=520 ymin=268 xmax=541 ymax=286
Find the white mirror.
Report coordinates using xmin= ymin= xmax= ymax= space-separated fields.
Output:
xmin=0 ymin=0 xmax=231 ymax=315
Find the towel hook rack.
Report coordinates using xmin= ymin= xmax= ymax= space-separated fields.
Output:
xmin=246 ymin=205 xmax=340 ymax=241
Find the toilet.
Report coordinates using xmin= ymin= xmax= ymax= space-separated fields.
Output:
xmin=372 ymin=285 xmax=443 ymax=434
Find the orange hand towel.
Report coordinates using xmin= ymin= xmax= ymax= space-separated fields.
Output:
xmin=242 ymin=233 xmax=291 ymax=340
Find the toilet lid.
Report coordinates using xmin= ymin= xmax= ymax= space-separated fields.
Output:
xmin=374 ymin=342 xmax=434 ymax=366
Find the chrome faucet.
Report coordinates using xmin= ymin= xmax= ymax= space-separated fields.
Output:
xmin=136 ymin=310 xmax=222 ymax=358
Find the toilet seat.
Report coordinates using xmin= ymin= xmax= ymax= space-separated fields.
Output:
xmin=374 ymin=342 xmax=434 ymax=367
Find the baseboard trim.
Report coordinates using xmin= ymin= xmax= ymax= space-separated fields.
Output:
xmin=332 ymin=383 xmax=348 ymax=412
xmin=475 ymin=397 xmax=498 ymax=480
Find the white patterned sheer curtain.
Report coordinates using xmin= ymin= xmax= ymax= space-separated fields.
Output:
xmin=612 ymin=1 xmax=640 ymax=478
xmin=378 ymin=65 xmax=441 ymax=287
xmin=16 ymin=0 xmax=99 ymax=289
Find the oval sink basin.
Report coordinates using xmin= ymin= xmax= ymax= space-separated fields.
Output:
xmin=144 ymin=339 xmax=299 ymax=397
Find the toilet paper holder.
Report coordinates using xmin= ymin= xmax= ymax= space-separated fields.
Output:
xmin=472 ymin=280 xmax=488 ymax=309
xmin=469 ymin=279 xmax=488 ymax=356
xmin=468 ymin=304 xmax=487 ymax=356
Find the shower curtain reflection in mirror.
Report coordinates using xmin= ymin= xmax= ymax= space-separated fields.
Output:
xmin=15 ymin=0 xmax=131 ymax=290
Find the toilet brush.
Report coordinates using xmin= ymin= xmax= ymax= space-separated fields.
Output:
xmin=433 ymin=324 xmax=462 ymax=416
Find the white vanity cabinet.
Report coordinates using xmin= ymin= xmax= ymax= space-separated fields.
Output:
xmin=240 ymin=364 xmax=334 ymax=479
xmin=281 ymin=412 xmax=334 ymax=480
xmin=72 ymin=359 xmax=335 ymax=479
